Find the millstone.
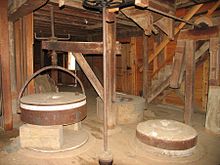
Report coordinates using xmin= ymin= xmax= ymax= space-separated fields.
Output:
xmin=136 ymin=120 xmax=198 ymax=150
xmin=97 ymin=93 xmax=145 ymax=124
xmin=20 ymin=92 xmax=87 ymax=125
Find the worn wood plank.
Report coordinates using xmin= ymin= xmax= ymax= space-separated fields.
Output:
xmin=14 ymin=20 xmax=22 ymax=93
xmin=42 ymin=41 xmax=121 ymax=54
xmin=170 ymin=40 xmax=186 ymax=88
xmin=209 ymin=37 xmax=220 ymax=86
xmin=154 ymin=16 xmax=174 ymax=39
xmin=178 ymin=26 xmax=219 ymax=41
xmin=0 ymin=0 xmax=13 ymax=130
xmin=104 ymin=10 xmax=116 ymax=129
xmin=184 ymin=40 xmax=195 ymax=125
xmin=9 ymin=0 xmax=48 ymax=22
xmin=202 ymin=58 xmax=209 ymax=112
xmin=143 ymin=35 xmax=149 ymax=100
xmin=24 ymin=13 xmax=34 ymax=94
xmin=135 ymin=0 xmax=149 ymax=8
xmin=107 ymin=13 xmax=116 ymax=101
xmin=73 ymin=53 xmax=103 ymax=99
xmin=147 ymin=77 xmax=170 ymax=103
xmin=148 ymin=4 xmax=203 ymax=63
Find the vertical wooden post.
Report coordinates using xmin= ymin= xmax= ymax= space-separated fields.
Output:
xmin=209 ymin=37 xmax=219 ymax=86
xmin=14 ymin=20 xmax=22 ymax=94
xmin=0 ymin=0 xmax=13 ymax=130
xmin=143 ymin=35 xmax=149 ymax=100
xmin=202 ymin=58 xmax=209 ymax=112
xmin=105 ymin=10 xmax=116 ymax=129
xmin=24 ymin=13 xmax=34 ymax=93
xmin=184 ymin=40 xmax=195 ymax=124
xmin=170 ymin=40 xmax=186 ymax=88
xmin=107 ymin=12 xmax=116 ymax=101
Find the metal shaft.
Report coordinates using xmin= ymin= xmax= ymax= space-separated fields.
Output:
xmin=50 ymin=5 xmax=55 ymax=38
xmin=147 ymin=6 xmax=196 ymax=26
xmin=103 ymin=6 xmax=108 ymax=152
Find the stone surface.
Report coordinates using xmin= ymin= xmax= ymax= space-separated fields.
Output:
xmin=205 ymin=86 xmax=220 ymax=134
xmin=97 ymin=93 xmax=145 ymax=124
xmin=20 ymin=124 xmax=63 ymax=149
xmin=136 ymin=120 xmax=198 ymax=150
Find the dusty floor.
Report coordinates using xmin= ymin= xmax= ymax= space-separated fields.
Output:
xmin=0 ymin=87 xmax=220 ymax=165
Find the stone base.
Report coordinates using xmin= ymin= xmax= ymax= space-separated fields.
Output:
xmin=97 ymin=93 xmax=145 ymax=125
xmin=205 ymin=86 xmax=220 ymax=134
xmin=20 ymin=124 xmax=63 ymax=150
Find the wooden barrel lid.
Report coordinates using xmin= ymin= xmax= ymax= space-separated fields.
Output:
xmin=136 ymin=120 xmax=198 ymax=150
xmin=20 ymin=92 xmax=86 ymax=106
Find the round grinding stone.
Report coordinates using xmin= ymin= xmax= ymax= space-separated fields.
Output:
xmin=136 ymin=120 xmax=198 ymax=150
xmin=20 ymin=92 xmax=87 ymax=125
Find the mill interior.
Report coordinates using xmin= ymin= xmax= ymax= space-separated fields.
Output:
xmin=0 ymin=0 xmax=220 ymax=164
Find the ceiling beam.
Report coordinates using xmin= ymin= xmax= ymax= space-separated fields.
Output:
xmin=8 ymin=0 xmax=48 ymax=22
xmin=42 ymin=41 xmax=121 ymax=54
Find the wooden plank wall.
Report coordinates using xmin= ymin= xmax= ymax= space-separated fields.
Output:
xmin=162 ymin=41 xmax=209 ymax=112
xmin=14 ymin=13 xmax=34 ymax=106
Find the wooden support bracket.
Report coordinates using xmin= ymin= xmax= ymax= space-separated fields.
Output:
xmin=42 ymin=41 xmax=121 ymax=55
xmin=154 ymin=16 xmax=174 ymax=40
xmin=73 ymin=53 xmax=104 ymax=99
xmin=8 ymin=0 xmax=48 ymax=22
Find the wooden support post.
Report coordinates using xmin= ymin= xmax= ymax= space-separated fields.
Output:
xmin=170 ymin=40 xmax=186 ymax=88
xmin=202 ymin=58 xmax=209 ymax=112
xmin=130 ymin=37 xmax=137 ymax=95
xmin=184 ymin=40 xmax=195 ymax=125
xmin=209 ymin=37 xmax=219 ymax=86
xmin=104 ymin=10 xmax=116 ymax=129
xmin=143 ymin=35 xmax=149 ymax=100
xmin=0 ymin=0 xmax=13 ymax=130
xmin=107 ymin=12 xmax=116 ymax=101
xmin=14 ymin=20 xmax=22 ymax=94
xmin=24 ymin=13 xmax=34 ymax=93
xmin=73 ymin=53 xmax=104 ymax=99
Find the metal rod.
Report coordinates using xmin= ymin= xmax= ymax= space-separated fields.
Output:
xmin=147 ymin=6 xmax=197 ymax=26
xmin=103 ymin=6 xmax=108 ymax=152
xmin=50 ymin=5 xmax=55 ymax=38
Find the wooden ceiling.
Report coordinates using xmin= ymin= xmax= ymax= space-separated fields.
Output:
xmin=34 ymin=1 xmax=140 ymax=41
xmin=33 ymin=0 xmax=217 ymax=41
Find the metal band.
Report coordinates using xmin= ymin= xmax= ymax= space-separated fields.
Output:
xmin=20 ymin=100 xmax=86 ymax=111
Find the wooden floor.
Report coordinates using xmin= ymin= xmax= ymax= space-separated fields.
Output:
xmin=0 ymin=87 xmax=220 ymax=165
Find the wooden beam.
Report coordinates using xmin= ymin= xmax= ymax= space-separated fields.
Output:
xmin=147 ymin=77 xmax=170 ymax=103
xmin=107 ymin=13 xmax=117 ymax=101
xmin=184 ymin=40 xmax=195 ymax=125
xmin=148 ymin=4 xmax=203 ymax=63
xmin=178 ymin=26 xmax=219 ymax=41
xmin=143 ymin=35 xmax=149 ymax=100
xmin=206 ymin=0 xmax=220 ymax=17
xmin=121 ymin=7 xmax=155 ymax=36
xmin=104 ymin=10 xmax=116 ymax=129
xmin=73 ymin=53 xmax=104 ymax=99
xmin=42 ymin=41 xmax=121 ymax=54
xmin=209 ymin=37 xmax=220 ymax=86
xmin=0 ymin=0 xmax=13 ymax=130
xmin=154 ymin=16 xmax=174 ymax=39
xmin=170 ymin=40 xmax=186 ymax=88
xmin=24 ymin=13 xmax=34 ymax=94
xmin=135 ymin=0 xmax=149 ymax=8
xmin=9 ymin=0 xmax=48 ymax=22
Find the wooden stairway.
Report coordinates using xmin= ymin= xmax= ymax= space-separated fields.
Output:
xmin=147 ymin=39 xmax=210 ymax=104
